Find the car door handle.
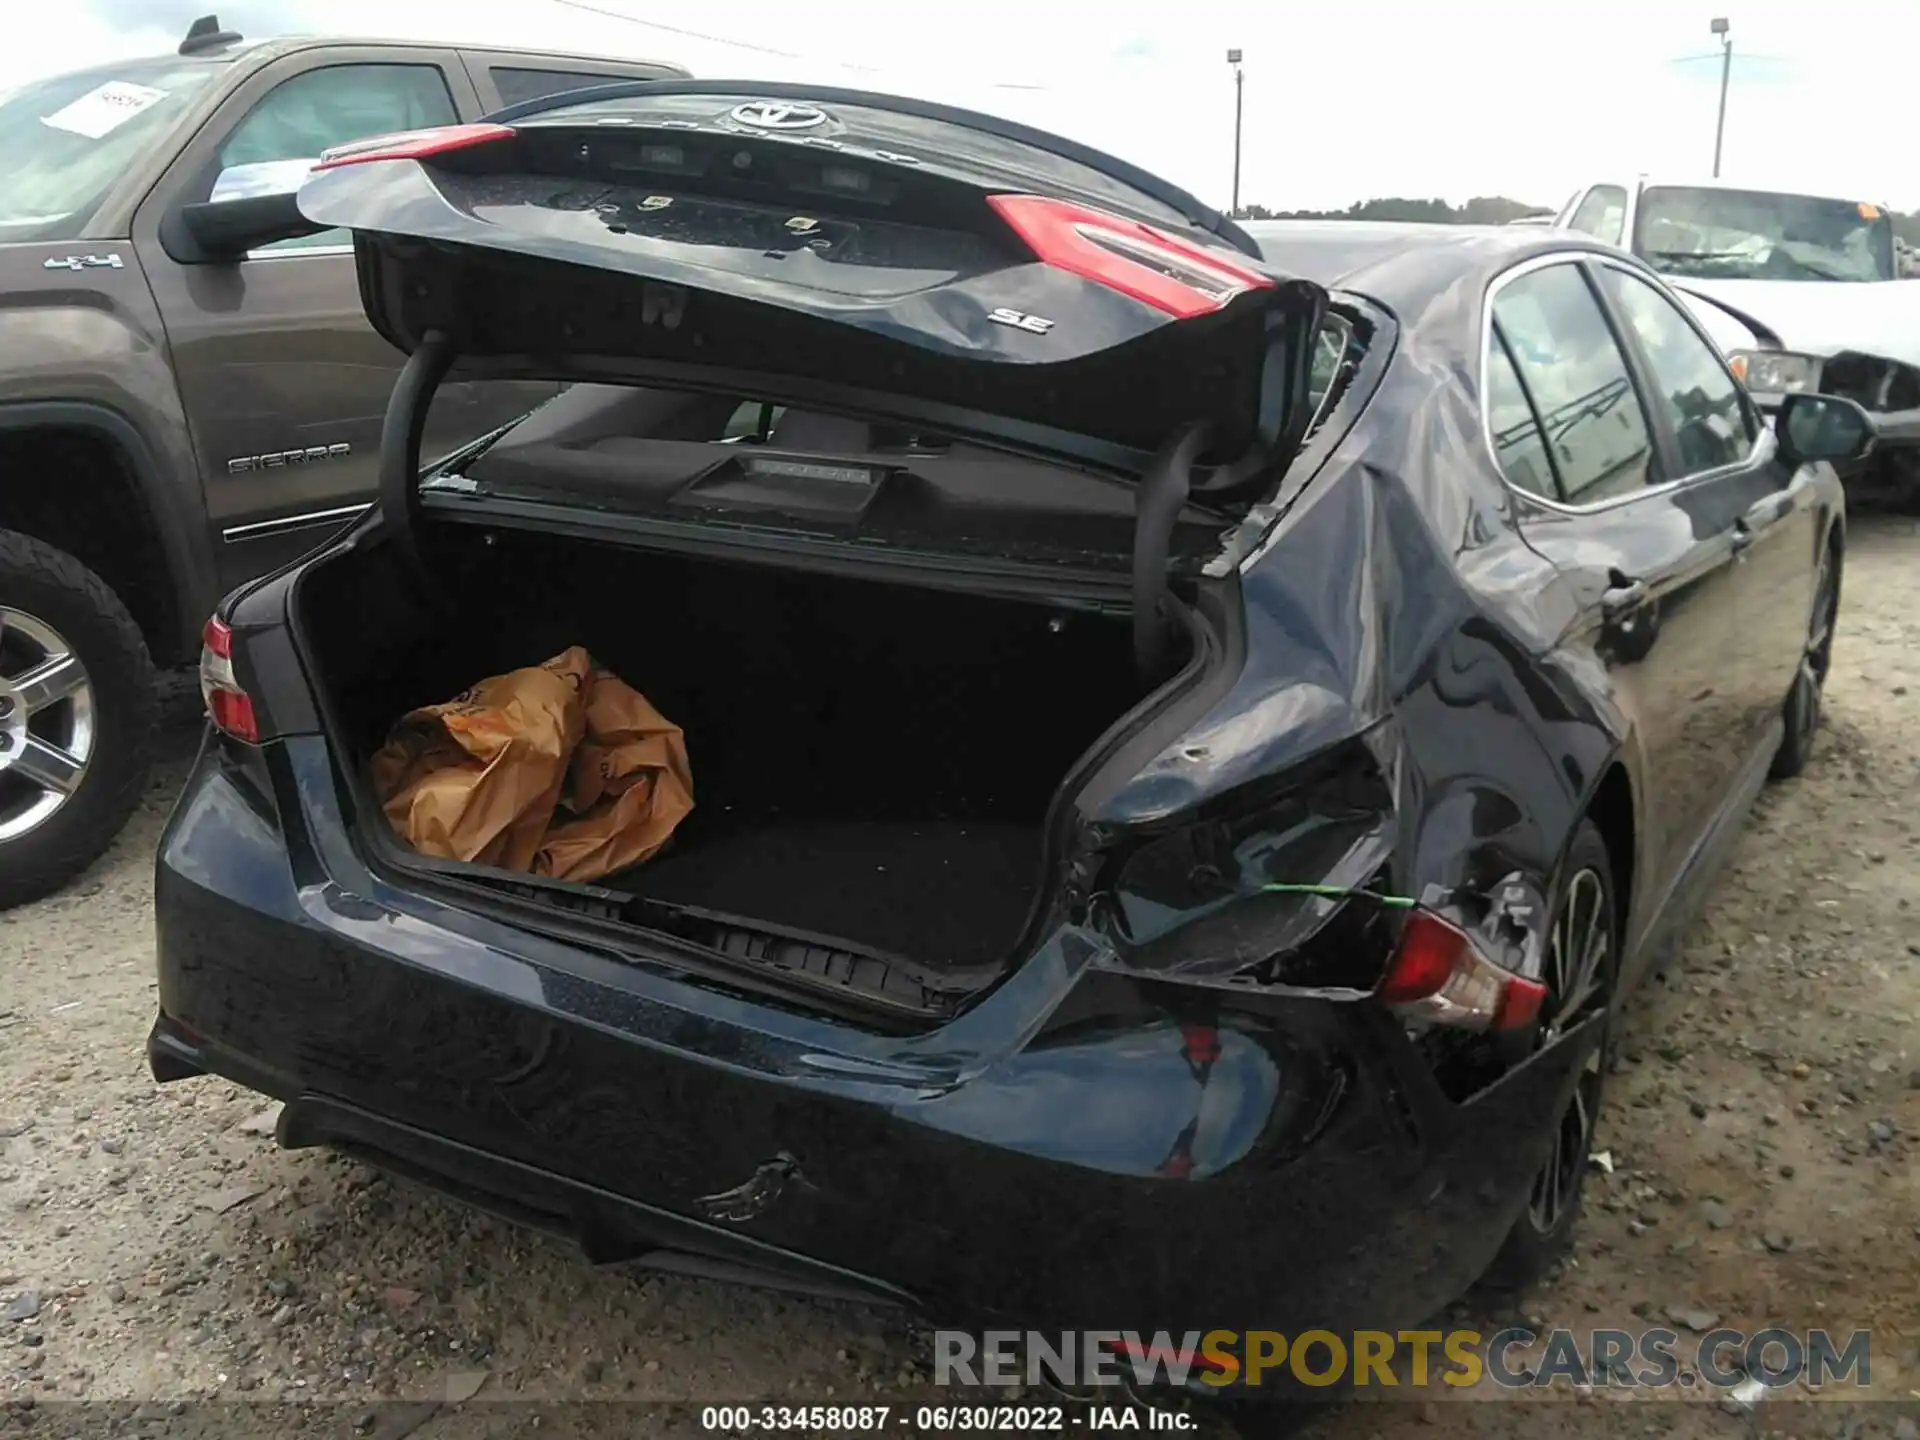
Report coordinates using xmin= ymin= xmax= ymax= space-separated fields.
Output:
xmin=1601 ymin=577 xmax=1648 ymax=617
xmin=1730 ymin=520 xmax=1755 ymax=554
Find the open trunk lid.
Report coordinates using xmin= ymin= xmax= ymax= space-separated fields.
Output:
xmin=295 ymin=81 xmax=1327 ymax=465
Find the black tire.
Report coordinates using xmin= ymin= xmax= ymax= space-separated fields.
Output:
xmin=0 ymin=529 xmax=157 ymax=910
xmin=1770 ymin=542 xmax=1839 ymax=781
xmin=1480 ymin=818 xmax=1618 ymax=1291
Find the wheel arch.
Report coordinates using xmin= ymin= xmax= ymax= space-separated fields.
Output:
xmin=1581 ymin=758 xmax=1637 ymax=947
xmin=0 ymin=403 xmax=210 ymax=666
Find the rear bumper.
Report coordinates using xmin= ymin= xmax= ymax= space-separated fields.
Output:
xmin=149 ymin=1020 xmax=909 ymax=1306
xmin=153 ymin=732 xmax=1597 ymax=1336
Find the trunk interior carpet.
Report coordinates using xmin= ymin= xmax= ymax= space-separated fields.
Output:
xmin=613 ymin=819 xmax=1042 ymax=970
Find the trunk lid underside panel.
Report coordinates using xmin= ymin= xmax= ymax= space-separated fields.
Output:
xmin=296 ymin=85 xmax=1327 ymax=463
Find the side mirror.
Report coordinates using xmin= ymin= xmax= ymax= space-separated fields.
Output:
xmin=1776 ymin=392 xmax=1876 ymax=467
xmin=172 ymin=159 xmax=326 ymax=261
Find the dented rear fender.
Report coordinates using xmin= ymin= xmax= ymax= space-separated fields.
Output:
xmin=1080 ymin=446 xmax=1616 ymax=1000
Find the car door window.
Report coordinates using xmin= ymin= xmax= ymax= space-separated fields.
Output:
xmin=490 ymin=67 xmax=648 ymax=108
xmin=1566 ymin=185 xmax=1627 ymax=245
xmin=1492 ymin=263 xmax=1657 ymax=505
xmin=216 ymin=64 xmax=457 ymax=253
xmin=1485 ymin=333 xmax=1560 ymax=498
xmin=1597 ymin=265 xmax=1755 ymax=475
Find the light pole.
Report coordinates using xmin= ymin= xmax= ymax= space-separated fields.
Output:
xmin=1227 ymin=48 xmax=1244 ymax=216
xmin=1710 ymin=17 xmax=1732 ymax=178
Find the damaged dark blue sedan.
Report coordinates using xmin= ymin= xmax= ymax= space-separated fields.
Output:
xmin=151 ymin=84 xmax=1870 ymax=1364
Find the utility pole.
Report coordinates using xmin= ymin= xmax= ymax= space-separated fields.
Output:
xmin=1227 ymin=48 xmax=1244 ymax=216
xmin=1710 ymin=17 xmax=1731 ymax=178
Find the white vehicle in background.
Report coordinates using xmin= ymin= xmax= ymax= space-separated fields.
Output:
xmin=1553 ymin=177 xmax=1920 ymax=509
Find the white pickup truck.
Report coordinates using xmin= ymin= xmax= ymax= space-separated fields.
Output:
xmin=1551 ymin=177 xmax=1920 ymax=509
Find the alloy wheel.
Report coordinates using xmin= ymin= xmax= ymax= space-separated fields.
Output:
xmin=0 ymin=606 xmax=97 ymax=843
xmin=1796 ymin=557 xmax=1839 ymax=745
xmin=1526 ymin=866 xmax=1612 ymax=1234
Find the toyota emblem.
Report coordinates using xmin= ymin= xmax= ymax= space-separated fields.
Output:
xmin=729 ymin=100 xmax=829 ymax=131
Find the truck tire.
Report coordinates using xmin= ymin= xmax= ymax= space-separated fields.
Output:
xmin=0 ymin=529 xmax=157 ymax=909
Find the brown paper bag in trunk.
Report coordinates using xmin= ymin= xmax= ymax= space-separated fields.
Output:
xmin=369 ymin=646 xmax=692 ymax=883
xmin=535 ymin=663 xmax=694 ymax=881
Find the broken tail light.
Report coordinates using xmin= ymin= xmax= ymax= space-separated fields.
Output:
xmin=987 ymin=193 xmax=1275 ymax=319
xmin=200 ymin=617 xmax=260 ymax=744
xmin=314 ymin=123 xmax=517 ymax=171
xmin=1377 ymin=910 xmax=1545 ymax=1034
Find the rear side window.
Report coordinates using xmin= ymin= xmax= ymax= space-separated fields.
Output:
xmin=1566 ymin=185 xmax=1628 ymax=246
xmin=490 ymin=67 xmax=656 ymax=108
xmin=1485 ymin=337 xmax=1559 ymax=498
xmin=1492 ymin=263 xmax=1656 ymax=505
xmin=1597 ymin=266 xmax=1754 ymax=474
xmin=1307 ymin=319 xmax=1349 ymax=410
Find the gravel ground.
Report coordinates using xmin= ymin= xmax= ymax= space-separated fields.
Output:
xmin=3 ymin=514 xmax=1917 ymax=1439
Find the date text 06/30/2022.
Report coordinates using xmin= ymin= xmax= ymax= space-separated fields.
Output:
xmin=699 ymin=1406 xmax=1197 ymax=1432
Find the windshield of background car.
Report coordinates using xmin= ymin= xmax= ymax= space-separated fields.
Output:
xmin=0 ymin=57 xmax=225 ymax=242
xmin=1636 ymin=186 xmax=1895 ymax=283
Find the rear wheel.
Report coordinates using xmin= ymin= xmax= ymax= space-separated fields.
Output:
xmin=1482 ymin=819 xmax=1617 ymax=1290
xmin=1770 ymin=543 xmax=1838 ymax=781
xmin=0 ymin=530 xmax=156 ymax=909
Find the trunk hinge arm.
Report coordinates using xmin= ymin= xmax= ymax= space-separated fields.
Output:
xmin=1132 ymin=420 xmax=1212 ymax=683
xmin=378 ymin=328 xmax=458 ymax=596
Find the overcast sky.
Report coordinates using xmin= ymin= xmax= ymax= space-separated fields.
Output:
xmin=14 ymin=0 xmax=1920 ymax=212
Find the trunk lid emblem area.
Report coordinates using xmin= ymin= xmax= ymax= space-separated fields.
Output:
xmin=729 ymin=101 xmax=828 ymax=131
xmin=696 ymin=1152 xmax=810 ymax=1223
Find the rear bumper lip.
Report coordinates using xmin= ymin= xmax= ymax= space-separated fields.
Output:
xmin=147 ymin=1016 xmax=916 ymax=1309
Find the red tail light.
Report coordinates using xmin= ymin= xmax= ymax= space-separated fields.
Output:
xmin=199 ymin=617 xmax=259 ymax=744
xmin=986 ymin=193 xmax=1275 ymax=319
xmin=313 ymin=123 xmax=516 ymax=171
xmin=1377 ymin=910 xmax=1546 ymax=1033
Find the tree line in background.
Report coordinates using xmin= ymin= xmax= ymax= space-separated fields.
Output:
xmin=1231 ymin=196 xmax=1920 ymax=245
xmin=1231 ymin=197 xmax=1548 ymax=225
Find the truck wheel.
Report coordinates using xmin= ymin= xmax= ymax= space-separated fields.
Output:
xmin=0 ymin=530 xmax=156 ymax=909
